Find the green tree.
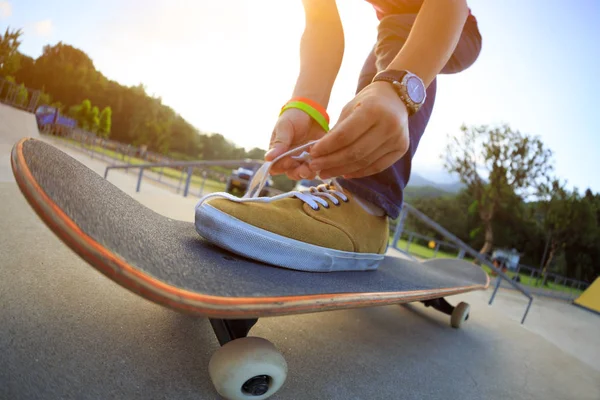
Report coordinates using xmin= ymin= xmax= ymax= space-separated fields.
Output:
xmin=443 ymin=124 xmax=553 ymax=255
xmin=98 ymin=106 xmax=112 ymax=138
xmin=6 ymin=34 xmax=250 ymax=163
xmin=199 ymin=133 xmax=243 ymax=160
xmin=0 ymin=27 xmax=22 ymax=77
xmin=89 ymin=105 xmax=100 ymax=132
xmin=410 ymin=193 xmax=473 ymax=243
xmin=69 ymin=99 xmax=92 ymax=130
xmin=4 ymin=76 xmax=29 ymax=107
xmin=538 ymin=180 xmax=599 ymax=281
xmin=246 ymin=147 xmax=266 ymax=160
xmin=15 ymin=82 xmax=28 ymax=107
xmin=68 ymin=99 xmax=100 ymax=131
xmin=37 ymin=91 xmax=53 ymax=107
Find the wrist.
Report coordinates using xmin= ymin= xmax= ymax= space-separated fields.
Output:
xmin=281 ymin=97 xmax=330 ymax=132
xmin=291 ymin=85 xmax=331 ymax=109
xmin=372 ymin=70 xmax=426 ymax=116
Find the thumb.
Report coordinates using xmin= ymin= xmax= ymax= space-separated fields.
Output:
xmin=265 ymin=117 xmax=294 ymax=161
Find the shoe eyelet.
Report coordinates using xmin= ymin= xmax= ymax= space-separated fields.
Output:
xmin=323 ymin=203 xmax=330 ymax=209
xmin=342 ymin=198 xmax=349 ymax=203
xmin=311 ymin=205 xmax=320 ymax=211
xmin=333 ymin=201 xmax=341 ymax=206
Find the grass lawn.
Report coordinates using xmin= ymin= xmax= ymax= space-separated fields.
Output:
xmin=390 ymin=237 xmax=583 ymax=296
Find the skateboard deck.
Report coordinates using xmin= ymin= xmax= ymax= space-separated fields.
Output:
xmin=11 ymin=138 xmax=489 ymax=319
xmin=12 ymin=138 xmax=491 ymax=399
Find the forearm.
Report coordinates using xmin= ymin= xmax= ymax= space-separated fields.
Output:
xmin=293 ymin=0 xmax=345 ymax=107
xmin=387 ymin=0 xmax=469 ymax=87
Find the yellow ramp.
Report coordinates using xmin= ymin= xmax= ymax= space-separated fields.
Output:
xmin=574 ymin=277 xmax=600 ymax=314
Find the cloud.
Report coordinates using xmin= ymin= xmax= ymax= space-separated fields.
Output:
xmin=0 ymin=1 xmax=11 ymax=19
xmin=34 ymin=19 xmax=54 ymax=37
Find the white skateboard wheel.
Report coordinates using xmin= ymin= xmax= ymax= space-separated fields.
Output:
xmin=209 ymin=336 xmax=288 ymax=400
xmin=451 ymin=302 xmax=470 ymax=329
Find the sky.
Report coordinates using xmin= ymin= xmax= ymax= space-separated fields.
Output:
xmin=2 ymin=0 xmax=599 ymax=192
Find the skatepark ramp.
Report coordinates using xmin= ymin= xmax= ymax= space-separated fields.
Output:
xmin=0 ymin=103 xmax=40 ymax=143
xmin=1 ymin=103 xmax=40 ymax=182
xmin=574 ymin=277 xmax=600 ymax=314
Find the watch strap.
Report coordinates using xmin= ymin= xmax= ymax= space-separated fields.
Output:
xmin=372 ymin=70 xmax=424 ymax=116
xmin=372 ymin=70 xmax=409 ymax=85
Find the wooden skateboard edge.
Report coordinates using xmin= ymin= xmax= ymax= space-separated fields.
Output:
xmin=11 ymin=138 xmax=490 ymax=319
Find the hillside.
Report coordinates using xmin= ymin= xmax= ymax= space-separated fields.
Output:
xmin=407 ymin=172 xmax=464 ymax=194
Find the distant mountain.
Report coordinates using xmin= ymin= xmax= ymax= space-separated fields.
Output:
xmin=407 ymin=171 xmax=465 ymax=194
xmin=403 ymin=185 xmax=449 ymax=202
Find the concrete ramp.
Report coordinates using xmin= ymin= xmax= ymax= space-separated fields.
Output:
xmin=0 ymin=103 xmax=39 ymax=182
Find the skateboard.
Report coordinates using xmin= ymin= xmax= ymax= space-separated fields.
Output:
xmin=11 ymin=138 xmax=490 ymax=400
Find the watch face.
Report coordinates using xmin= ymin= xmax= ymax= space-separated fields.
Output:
xmin=406 ymin=76 xmax=425 ymax=103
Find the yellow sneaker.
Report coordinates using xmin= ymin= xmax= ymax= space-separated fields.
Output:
xmin=194 ymin=144 xmax=389 ymax=272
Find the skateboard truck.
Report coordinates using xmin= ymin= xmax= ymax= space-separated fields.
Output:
xmin=421 ymin=297 xmax=471 ymax=328
xmin=209 ymin=318 xmax=258 ymax=346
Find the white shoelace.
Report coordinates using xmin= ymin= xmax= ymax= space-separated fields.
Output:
xmin=196 ymin=141 xmax=348 ymax=211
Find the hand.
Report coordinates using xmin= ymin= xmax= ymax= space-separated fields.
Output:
xmin=265 ymin=107 xmax=327 ymax=180
xmin=308 ymin=81 xmax=410 ymax=179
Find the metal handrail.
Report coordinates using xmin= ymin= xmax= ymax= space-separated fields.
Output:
xmin=105 ymin=159 xmax=264 ymax=172
xmin=394 ymin=203 xmax=534 ymax=324
xmin=390 ymin=222 xmax=590 ymax=296
xmin=104 ymin=159 xmax=275 ymax=198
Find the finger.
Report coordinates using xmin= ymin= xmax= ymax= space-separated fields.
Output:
xmin=344 ymin=150 xmax=406 ymax=179
xmin=310 ymin=102 xmax=377 ymax=158
xmin=334 ymin=130 xmax=410 ymax=179
xmin=294 ymin=163 xmax=317 ymax=180
xmin=318 ymin=137 xmax=395 ymax=179
xmin=265 ymin=117 xmax=294 ymax=161
xmin=286 ymin=169 xmax=303 ymax=181
xmin=271 ymin=156 xmax=301 ymax=174
xmin=270 ymin=159 xmax=300 ymax=175
xmin=271 ymin=129 xmax=325 ymax=175
xmin=308 ymin=124 xmax=385 ymax=173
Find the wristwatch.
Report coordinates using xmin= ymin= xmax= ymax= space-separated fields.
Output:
xmin=372 ymin=70 xmax=426 ymax=115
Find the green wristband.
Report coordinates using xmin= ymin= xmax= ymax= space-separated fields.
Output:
xmin=280 ymin=101 xmax=330 ymax=132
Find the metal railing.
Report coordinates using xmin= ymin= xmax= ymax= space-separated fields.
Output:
xmin=500 ymin=263 xmax=588 ymax=300
xmin=389 ymin=225 xmax=589 ymax=301
xmin=103 ymin=159 xmax=277 ymax=198
xmin=391 ymin=224 xmax=590 ymax=300
xmin=392 ymin=203 xmax=534 ymax=324
xmin=43 ymin=130 xmax=273 ymax=198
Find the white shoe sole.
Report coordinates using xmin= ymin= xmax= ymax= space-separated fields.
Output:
xmin=195 ymin=203 xmax=384 ymax=272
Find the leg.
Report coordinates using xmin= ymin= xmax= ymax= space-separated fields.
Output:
xmin=337 ymin=16 xmax=437 ymax=220
xmin=338 ymin=13 xmax=481 ymax=219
